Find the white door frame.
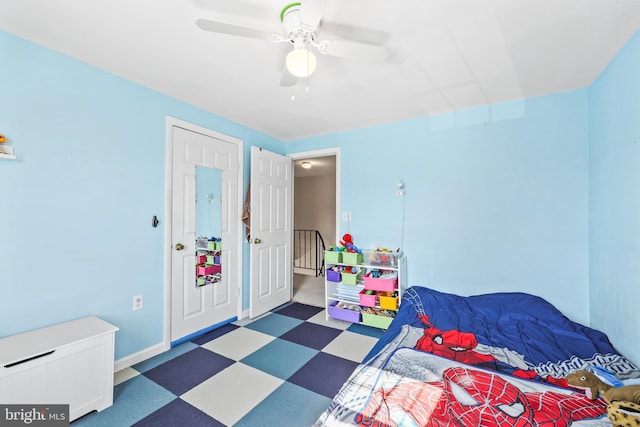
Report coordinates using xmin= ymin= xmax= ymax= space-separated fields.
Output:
xmin=163 ymin=116 xmax=244 ymax=350
xmin=288 ymin=147 xmax=341 ymax=244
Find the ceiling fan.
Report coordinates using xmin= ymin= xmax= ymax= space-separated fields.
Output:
xmin=195 ymin=0 xmax=389 ymax=86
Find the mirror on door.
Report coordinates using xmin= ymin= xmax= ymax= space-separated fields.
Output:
xmin=195 ymin=166 xmax=222 ymax=287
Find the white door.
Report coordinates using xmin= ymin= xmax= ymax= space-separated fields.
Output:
xmin=171 ymin=125 xmax=240 ymax=342
xmin=249 ymin=147 xmax=293 ymax=318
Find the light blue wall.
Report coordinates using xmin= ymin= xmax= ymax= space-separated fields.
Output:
xmin=589 ymin=30 xmax=640 ymax=365
xmin=286 ymin=92 xmax=591 ymax=325
xmin=0 ymin=30 xmax=282 ymax=360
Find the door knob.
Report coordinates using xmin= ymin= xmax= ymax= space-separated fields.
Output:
xmin=175 ymin=243 xmax=185 ymax=251
xmin=253 ymin=238 xmax=261 ymax=244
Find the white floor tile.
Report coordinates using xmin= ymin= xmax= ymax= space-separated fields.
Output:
xmin=181 ymin=363 xmax=284 ymax=426
xmin=322 ymin=330 xmax=379 ymax=363
xmin=201 ymin=327 xmax=275 ymax=361
xmin=114 ymin=367 xmax=139 ymax=386
xmin=306 ymin=310 xmax=352 ymax=330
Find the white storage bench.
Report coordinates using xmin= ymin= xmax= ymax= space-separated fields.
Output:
xmin=0 ymin=316 xmax=119 ymax=421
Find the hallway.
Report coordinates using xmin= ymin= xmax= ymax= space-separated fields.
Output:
xmin=292 ymin=273 xmax=324 ymax=308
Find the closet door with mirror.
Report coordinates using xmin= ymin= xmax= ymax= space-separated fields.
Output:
xmin=170 ymin=124 xmax=241 ymax=343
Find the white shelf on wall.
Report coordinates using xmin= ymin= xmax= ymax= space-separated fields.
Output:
xmin=0 ymin=145 xmax=16 ymax=160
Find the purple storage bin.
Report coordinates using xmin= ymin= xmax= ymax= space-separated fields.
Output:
xmin=328 ymin=301 xmax=361 ymax=323
xmin=327 ymin=269 xmax=341 ymax=282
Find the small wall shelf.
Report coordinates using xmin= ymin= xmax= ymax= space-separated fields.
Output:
xmin=0 ymin=145 xmax=16 ymax=160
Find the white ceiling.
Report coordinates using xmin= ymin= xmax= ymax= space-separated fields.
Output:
xmin=2 ymin=0 xmax=640 ymax=141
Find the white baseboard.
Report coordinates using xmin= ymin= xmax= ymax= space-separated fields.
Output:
xmin=114 ymin=342 xmax=167 ymax=372
xmin=114 ymin=312 xmax=254 ymax=372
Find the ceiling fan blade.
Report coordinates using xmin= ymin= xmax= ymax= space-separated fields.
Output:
xmin=319 ymin=40 xmax=389 ymax=63
xmin=300 ymin=0 xmax=331 ymax=27
xmin=320 ymin=21 xmax=390 ymax=46
xmin=196 ymin=18 xmax=275 ymax=41
xmin=193 ymin=0 xmax=274 ymax=22
xmin=279 ymin=66 xmax=298 ymax=87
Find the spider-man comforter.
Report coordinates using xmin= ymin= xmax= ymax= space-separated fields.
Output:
xmin=314 ymin=287 xmax=639 ymax=427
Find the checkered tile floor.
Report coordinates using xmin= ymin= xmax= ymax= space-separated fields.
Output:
xmin=72 ymin=303 xmax=384 ymax=426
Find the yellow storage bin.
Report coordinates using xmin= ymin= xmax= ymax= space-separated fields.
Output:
xmin=378 ymin=292 xmax=398 ymax=310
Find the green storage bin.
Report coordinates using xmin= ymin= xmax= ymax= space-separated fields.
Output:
xmin=362 ymin=313 xmax=393 ymax=329
xmin=341 ymin=272 xmax=361 ymax=285
xmin=206 ymin=241 xmax=222 ymax=251
xmin=342 ymin=252 xmax=363 ymax=266
xmin=325 ymin=251 xmax=342 ymax=264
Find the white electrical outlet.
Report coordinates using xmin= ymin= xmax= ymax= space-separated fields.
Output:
xmin=133 ymin=295 xmax=143 ymax=311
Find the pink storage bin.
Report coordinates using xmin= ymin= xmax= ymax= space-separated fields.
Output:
xmin=197 ymin=265 xmax=216 ymax=275
xmin=196 ymin=255 xmax=207 ymax=264
xmin=359 ymin=289 xmax=377 ymax=307
xmin=363 ymin=273 xmax=398 ymax=292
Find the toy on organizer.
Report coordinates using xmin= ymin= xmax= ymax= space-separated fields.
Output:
xmin=331 ymin=233 xmax=362 ymax=254
xmin=338 ymin=233 xmax=361 ymax=254
xmin=343 ymin=266 xmax=360 ymax=274
xmin=340 ymin=233 xmax=353 ymax=247
xmin=368 ymin=247 xmax=392 ymax=265
xmin=566 ymin=370 xmax=640 ymax=427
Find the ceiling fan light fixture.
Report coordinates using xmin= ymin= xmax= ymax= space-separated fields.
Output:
xmin=286 ymin=48 xmax=317 ymax=78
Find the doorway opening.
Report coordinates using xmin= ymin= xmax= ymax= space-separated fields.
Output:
xmin=289 ymin=149 xmax=340 ymax=308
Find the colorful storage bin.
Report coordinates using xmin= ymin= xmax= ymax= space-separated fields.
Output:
xmin=328 ymin=301 xmax=361 ymax=323
xmin=359 ymin=289 xmax=377 ymax=307
xmin=341 ymin=271 xmax=361 ymax=285
xmin=325 ymin=251 xmax=342 ymax=264
xmin=197 ymin=265 xmax=218 ymax=275
xmin=196 ymin=255 xmax=207 ymax=264
xmin=362 ymin=250 xmax=403 ymax=267
xmin=378 ymin=292 xmax=398 ymax=310
xmin=342 ymin=252 xmax=363 ymax=266
xmin=206 ymin=241 xmax=222 ymax=251
xmin=363 ymin=271 xmax=398 ymax=292
xmin=362 ymin=312 xmax=393 ymax=329
xmin=206 ymin=255 xmax=221 ymax=265
xmin=326 ymin=269 xmax=341 ymax=282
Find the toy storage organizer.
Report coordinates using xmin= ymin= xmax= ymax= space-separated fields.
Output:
xmin=196 ymin=237 xmax=222 ymax=287
xmin=325 ymin=250 xmax=406 ymax=329
xmin=0 ymin=316 xmax=119 ymax=422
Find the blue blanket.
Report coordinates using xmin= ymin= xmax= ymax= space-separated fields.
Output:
xmin=365 ymin=287 xmax=638 ymax=382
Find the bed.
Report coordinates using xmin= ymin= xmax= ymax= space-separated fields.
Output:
xmin=314 ymin=286 xmax=640 ymax=427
